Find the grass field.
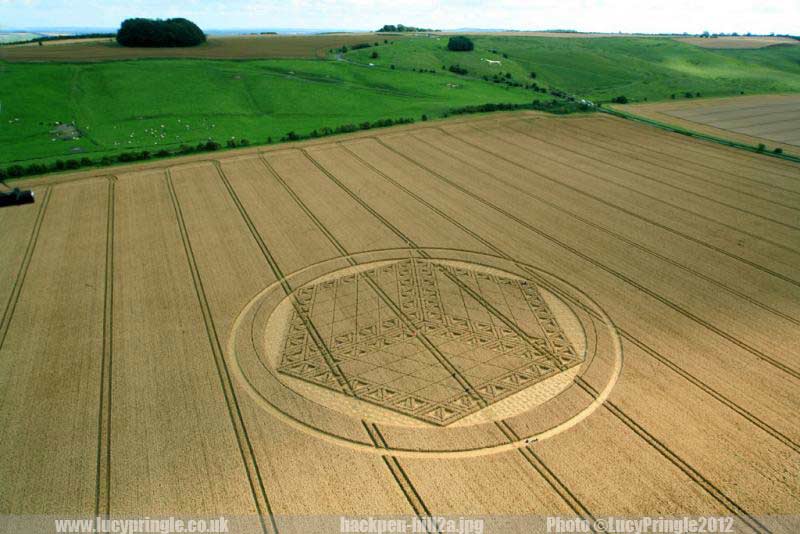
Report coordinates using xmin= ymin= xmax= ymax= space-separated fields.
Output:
xmin=622 ymin=94 xmax=800 ymax=153
xmin=3 ymin=33 xmax=800 ymax=171
xmin=344 ymin=35 xmax=800 ymax=102
xmin=2 ymin=112 xmax=798 ymax=531
xmin=0 ymin=57 xmax=533 ymax=167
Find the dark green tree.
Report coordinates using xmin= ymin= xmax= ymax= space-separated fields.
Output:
xmin=116 ymin=18 xmax=206 ymax=47
xmin=447 ymin=36 xmax=474 ymax=51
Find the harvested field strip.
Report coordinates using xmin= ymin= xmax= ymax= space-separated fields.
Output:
xmin=340 ymin=137 xmax=800 ymax=444
xmin=296 ymin=147 xmax=772 ymax=518
xmin=165 ymin=170 xmax=276 ymax=534
xmin=451 ymin=123 xmax=800 ymax=275
xmin=545 ymin=118 xmax=800 ymax=203
xmin=698 ymin=112 xmax=800 ymax=130
xmin=494 ymin=122 xmax=800 ymax=232
xmin=257 ymin=151 xmax=594 ymax=519
xmin=395 ymin=132 xmax=799 ymax=326
xmin=673 ymin=102 xmax=800 ymax=120
xmin=318 ymin=140 xmax=797 ymax=513
xmin=555 ymin=116 xmax=800 ymax=195
xmin=0 ymin=179 xmax=107 ymax=513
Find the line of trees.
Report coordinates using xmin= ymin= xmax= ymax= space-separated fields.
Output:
xmin=116 ymin=18 xmax=206 ymax=47
xmin=443 ymin=99 xmax=594 ymax=118
xmin=0 ymin=138 xmax=250 ymax=180
xmin=377 ymin=24 xmax=434 ymax=33
xmin=281 ymin=117 xmax=415 ymax=142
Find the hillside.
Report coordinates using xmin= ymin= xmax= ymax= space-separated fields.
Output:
xmin=2 ymin=33 xmax=799 ymax=170
xmin=344 ymin=35 xmax=800 ymax=101
xmin=0 ymin=58 xmax=533 ymax=168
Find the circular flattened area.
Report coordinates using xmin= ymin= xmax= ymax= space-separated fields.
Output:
xmin=229 ymin=250 xmax=621 ymax=457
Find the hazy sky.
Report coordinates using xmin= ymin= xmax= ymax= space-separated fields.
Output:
xmin=1 ymin=0 xmax=798 ymax=34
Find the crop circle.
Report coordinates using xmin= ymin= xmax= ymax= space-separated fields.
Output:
xmin=227 ymin=249 xmax=622 ymax=458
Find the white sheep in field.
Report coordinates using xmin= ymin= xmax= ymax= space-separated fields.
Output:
xmin=481 ymin=58 xmax=502 ymax=66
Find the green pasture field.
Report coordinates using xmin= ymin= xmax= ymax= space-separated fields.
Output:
xmin=2 ymin=34 xmax=799 ymax=170
xmin=0 ymin=58 xmax=533 ymax=167
xmin=345 ymin=35 xmax=800 ymax=102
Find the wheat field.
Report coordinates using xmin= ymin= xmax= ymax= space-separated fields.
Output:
xmin=1 ymin=112 xmax=798 ymax=533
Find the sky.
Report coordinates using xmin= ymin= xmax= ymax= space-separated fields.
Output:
xmin=0 ymin=0 xmax=798 ymax=35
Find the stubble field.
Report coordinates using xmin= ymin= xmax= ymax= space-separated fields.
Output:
xmin=623 ymin=94 xmax=800 ymax=153
xmin=1 ymin=112 xmax=799 ymax=533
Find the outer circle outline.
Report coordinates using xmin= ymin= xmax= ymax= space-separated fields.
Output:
xmin=226 ymin=248 xmax=623 ymax=458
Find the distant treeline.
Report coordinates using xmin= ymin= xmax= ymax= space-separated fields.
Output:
xmin=377 ymin=24 xmax=435 ymax=33
xmin=696 ymin=31 xmax=799 ymax=39
xmin=116 ymin=18 xmax=206 ymax=47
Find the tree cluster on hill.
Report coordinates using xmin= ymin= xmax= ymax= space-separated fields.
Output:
xmin=447 ymin=36 xmax=474 ymax=51
xmin=116 ymin=18 xmax=206 ymax=48
xmin=377 ymin=24 xmax=433 ymax=33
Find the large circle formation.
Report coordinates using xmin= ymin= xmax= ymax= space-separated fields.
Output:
xmin=227 ymin=249 xmax=622 ymax=458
